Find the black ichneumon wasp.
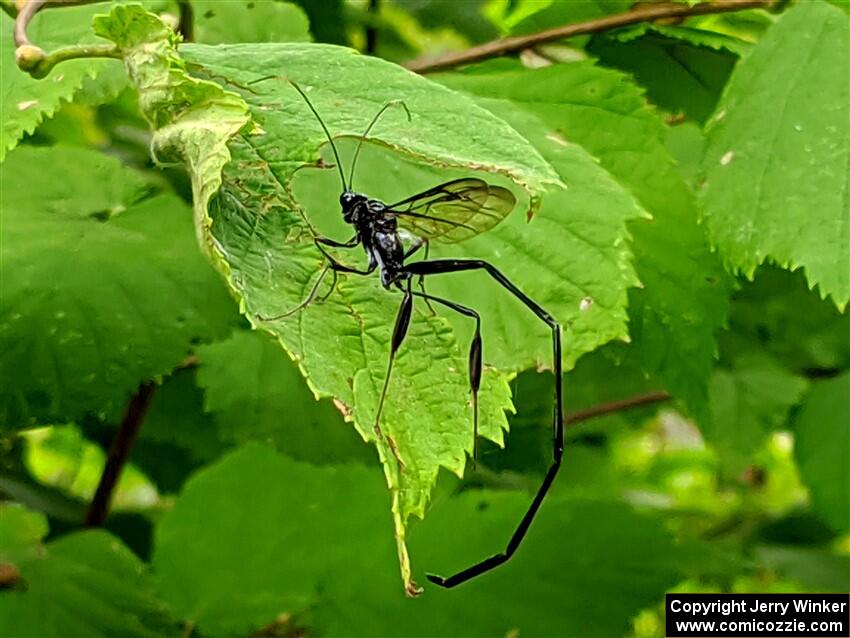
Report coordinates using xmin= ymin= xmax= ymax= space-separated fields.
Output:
xmin=262 ymin=80 xmax=564 ymax=589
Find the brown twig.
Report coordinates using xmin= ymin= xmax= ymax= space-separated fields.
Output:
xmin=177 ymin=353 xmax=199 ymax=370
xmin=13 ymin=0 xmax=45 ymax=48
xmin=14 ymin=0 xmax=119 ymax=79
xmin=566 ymin=391 xmax=672 ymax=426
xmin=84 ymin=382 xmax=157 ymax=527
xmin=13 ymin=0 xmax=103 ymax=44
xmin=405 ymin=0 xmax=775 ymax=74
xmin=365 ymin=0 xmax=380 ymax=55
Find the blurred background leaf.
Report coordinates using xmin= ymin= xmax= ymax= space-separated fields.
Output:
xmin=0 ymin=146 xmax=236 ymax=429
xmin=196 ymin=329 xmax=374 ymax=465
xmin=793 ymin=372 xmax=850 ymax=534
xmin=189 ymin=0 xmax=312 ymax=44
xmin=1 ymin=0 xmax=848 ymax=635
xmin=153 ymin=442 xmax=710 ymax=638
xmin=0 ymin=504 xmax=177 ymax=638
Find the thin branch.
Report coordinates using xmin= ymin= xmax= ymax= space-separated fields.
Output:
xmin=14 ymin=0 xmax=104 ymax=45
xmin=405 ymin=0 xmax=776 ymax=74
xmin=14 ymin=0 xmax=120 ymax=79
xmin=84 ymin=382 xmax=157 ymax=527
xmin=13 ymin=0 xmax=46 ymax=48
xmin=365 ymin=0 xmax=380 ymax=55
xmin=0 ymin=563 xmax=21 ymax=589
xmin=176 ymin=0 xmax=193 ymax=42
xmin=566 ymin=391 xmax=672 ymax=427
xmin=177 ymin=353 xmax=199 ymax=370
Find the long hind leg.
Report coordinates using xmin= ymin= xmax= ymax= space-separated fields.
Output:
xmin=372 ymin=278 xmax=414 ymax=442
xmin=410 ymin=289 xmax=482 ymax=461
xmin=403 ymin=259 xmax=563 ymax=589
xmin=404 ymin=238 xmax=434 ymax=314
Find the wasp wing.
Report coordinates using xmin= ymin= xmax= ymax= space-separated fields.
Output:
xmin=387 ymin=178 xmax=515 ymax=243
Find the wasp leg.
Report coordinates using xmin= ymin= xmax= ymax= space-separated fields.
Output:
xmin=373 ymin=278 xmax=414 ymax=443
xmin=404 ymin=259 xmax=563 ymax=589
xmin=404 ymin=238 xmax=435 ymax=314
xmin=410 ymin=289 xmax=481 ymax=463
xmin=257 ymin=235 xmax=370 ymax=321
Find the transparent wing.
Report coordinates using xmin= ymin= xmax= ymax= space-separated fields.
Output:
xmin=387 ymin=178 xmax=516 ymax=243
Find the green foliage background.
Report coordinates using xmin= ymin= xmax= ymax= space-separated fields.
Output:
xmin=0 ymin=1 xmax=847 ymax=636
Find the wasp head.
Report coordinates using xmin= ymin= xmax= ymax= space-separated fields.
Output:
xmin=340 ymin=190 xmax=366 ymax=224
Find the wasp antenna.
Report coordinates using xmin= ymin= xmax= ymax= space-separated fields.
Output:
xmin=247 ymin=74 xmax=279 ymax=86
xmin=289 ymin=80 xmax=348 ymax=192
xmin=349 ymin=99 xmax=411 ymax=191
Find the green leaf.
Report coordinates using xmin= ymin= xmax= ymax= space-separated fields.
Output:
xmin=180 ymin=46 xmax=561 ymax=195
xmin=3 ymin=143 xmax=149 ymax=218
xmin=0 ymin=146 xmax=236 ymax=428
xmin=705 ymin=354 xmax=808 ymax=474
xmin=196 ymin=330 xmax=373 ymax=465
xmin=720 ymin=265 xmax=850 ymax=373
xmin=153 ymin=442 xmax=385 ymax=635
xmin=687 ymin=7 xmax=777 ymax=43
xmin=755 ymin=545 xmax=850 ymax=591
xmin=330 ymin=498 xmax=701 ymax=638
xmin=438 ymin=61 xmax=730 ymax=418
xmin=136 ymin=369 xmax=224 ymax=464
xmin=92 ymin=8 xmax=250 ymax=263
xmin=700 ymin=1 xmax=850 ymax=309
xmin=395 ymin=0 xmax=499 ymax=44
xmin=0 ymin=469 xmax=86 ymax=525
xmin=793 ymin=372 xmax=850 ymax=532
xmin=588 ymin=27 xmax=740 ymax=123
xmin=665 ymin=120 xmax=706 ymax=186
xmin=0 ymin=504 xmax=48 ymax=562
xmin=0 ymin=505 xmax=176 ymax=638
xmin=154 ymin=442 xmax=699 ymax=637
xmin=190 ymin=0 xmax=312 ymax=44
xmin=0 ymin=4 xmax=122 ymax=161
xmin=603 ymin=24 xmax=752 ymax=56
xmin=94 ymin=4 xmax=561 ymax=590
